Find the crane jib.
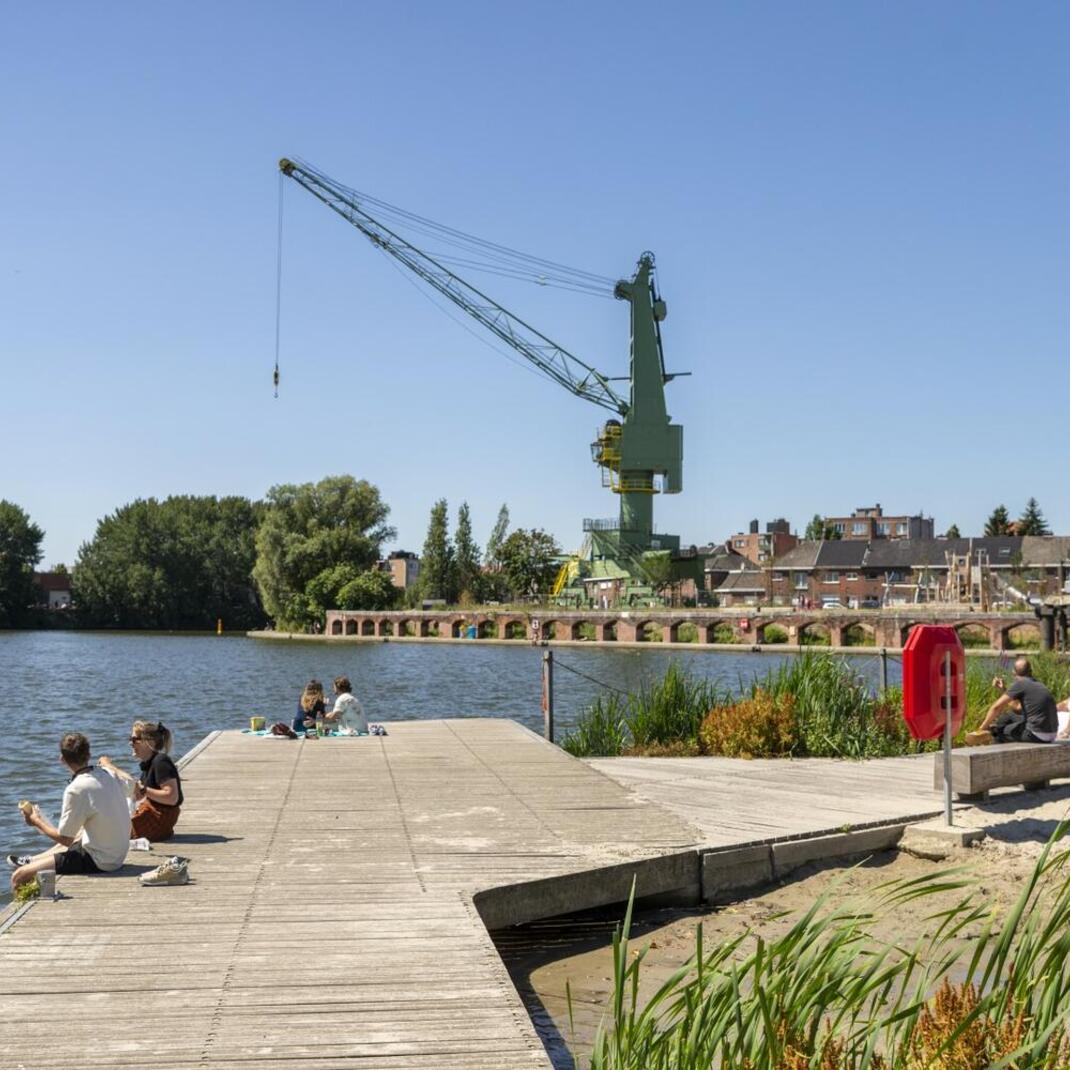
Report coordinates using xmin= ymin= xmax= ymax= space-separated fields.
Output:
xmin=278 ymin=157 xmax=628 ymax=416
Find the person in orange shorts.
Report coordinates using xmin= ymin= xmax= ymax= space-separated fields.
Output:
xmin=100 ymin=721 xmax=183 ymax=841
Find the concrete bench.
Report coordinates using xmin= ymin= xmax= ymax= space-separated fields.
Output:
xmin=934 ymin=741 xmax=1070 ymax=801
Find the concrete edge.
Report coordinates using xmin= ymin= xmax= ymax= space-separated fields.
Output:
xmin=177 ymin=730 xmax=222 ymax=771
xmin=0 ymin=899 xmax=34 ymax=935
xmin=473 ymin=849 xmax=700 ymax=930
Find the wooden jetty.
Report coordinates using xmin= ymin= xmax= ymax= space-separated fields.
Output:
xmin=0 ymin=720 xmax=955 ymax=1068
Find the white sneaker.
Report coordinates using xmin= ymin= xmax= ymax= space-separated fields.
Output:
xmin=139 ymin=856 xmax=190 ymax=887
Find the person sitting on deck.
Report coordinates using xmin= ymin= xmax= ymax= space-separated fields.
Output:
xmin=292 ymin=679 xmax=326 ymax=733
xmin=99 ymin=721 xmax=184 ymax=841
xmin=965 ymin=657 xmax=1058 ymax=746
xmin=326 ymin=675 xmax=368 ymax=735
xmin=9 ymin=732 xmax=130 ymax=891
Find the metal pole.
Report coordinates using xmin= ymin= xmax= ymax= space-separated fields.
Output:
xmin=542 ymin=649 xmax=554 ymax=743
xmin=879 ymin=647 xmax=888 ymax=694
xmin=943 ymin=650 xmax=953 ymax=827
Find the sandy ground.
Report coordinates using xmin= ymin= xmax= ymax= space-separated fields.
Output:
xmin=494 ymin=784 xmax=1070 ymax=1070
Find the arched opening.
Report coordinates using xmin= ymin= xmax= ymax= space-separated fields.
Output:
xmin=447 ymin=620 xmax=464 ymax=639
xmin=503 ymin=620 xmax=525 ymax=640
xmin=899 ymin=624 xmax=920 ymax=647
xmin=426 ymin=621 xmax=439 ymax=637
xmin=477 ymin=619 xmax=498 ymax=639
xmin=1005 ymin=623 xmax=1041 ymax=650
xmin=396 ymin=620 xmax=412 ymax=637
xmin=600 ymin=621 xmax=617 ymax=642
xmin=345 ymin=620 xmax=358 ymax=636
xmin=708 ymin=621 xmax=737 ymax=644
xmin=843 ymin=623 xmax=875 ymax=647
xmin=330 ymin=620 xmax=343 ymax=635
xmin=571 ymin=621 xmax=595 ymax=640
xmin=636 ymin=620 xmax=662 ymax=642
xmin=360 ymin=620 xmax=375 ymax=637
xmin=378 ymin=620 xmax=394 ymax=637
xmin=955 ymin=623 xmax=990 ymax=649
xmin=674 ymin=622 xmax=699 ymax=643
xmin=542 ymin=621 xmax=558 ymax=641
xmin=799 ymin=623 xmax=831 ymax=646
xmin=759 ymin=623 xmax=789 ymax=644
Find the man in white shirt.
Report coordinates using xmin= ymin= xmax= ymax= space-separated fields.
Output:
xmin=10 ymin=732 xmax=130 ymax=892
xmin=326 ymin=675 xmax=368 ymax=734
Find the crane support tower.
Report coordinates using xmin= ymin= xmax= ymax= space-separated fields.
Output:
xmin=279 ymin=157 xmax=692 ymax=606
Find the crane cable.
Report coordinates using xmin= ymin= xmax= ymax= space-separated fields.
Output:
xmin=273 ymin=169 xmax=284 ymax=398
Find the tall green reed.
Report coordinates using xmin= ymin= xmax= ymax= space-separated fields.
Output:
xmin=588 ymin=824 xmax=1070 ymax=1068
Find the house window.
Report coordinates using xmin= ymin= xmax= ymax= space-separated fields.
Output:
xmin=823 ymin=571 xmax=839 ymax=583
xmin=734 ymin=539 xmax=745 ymax=548
xmin=846 ymin=571 xmax=858 ymax=580
xmin=832 ymin=522 xmax=845 ymax=535
xmin=794 ymin=573 xmax=808 ymax=589
xmin=852 ymin=522 xmax=867 ymax=536
xmin=876 ymin=522 xmax=890 ymax=536
xmin=771 ymin=571 xmax=786 ymax=581
xmin=896 ymin=522 xmax=908 ymax=535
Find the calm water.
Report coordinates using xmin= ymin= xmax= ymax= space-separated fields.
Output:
xmin=0 ymin=631 xmax=900 ymax=900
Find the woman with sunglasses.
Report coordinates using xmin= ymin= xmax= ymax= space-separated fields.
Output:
xmin=99 ymin=721 xmax=183 ymax=841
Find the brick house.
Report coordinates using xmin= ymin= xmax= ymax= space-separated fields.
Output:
xmin=734 ymin=535 xmax=1070 ymax=609
xmin=726 ymin=518 xmax=798 ymax=566
xmin=824 ymin=504 xmax=934 ymax=541
xmin=34 ymin=572 xmax=73 ymax=608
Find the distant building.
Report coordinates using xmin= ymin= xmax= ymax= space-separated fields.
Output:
xmin=735 ymin=535 xmax=1070 ymax=609
xmin=34 ymin=572 xmax=72 ymax=608
xmin=727 ymin=518 xmax=798 ymax=565
xmin=379 ymin=551 xmax=421 ymax=589
xmin=824 ymin=504 xmax=934 ymax=541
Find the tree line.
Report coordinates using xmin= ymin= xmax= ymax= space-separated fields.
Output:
xmin=0 ymin=478 xmax=563 ymax=631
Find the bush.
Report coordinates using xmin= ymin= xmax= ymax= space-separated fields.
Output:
xmin=676 ymin=623 xmax=699 ymax=643
xmin=699 ymin=690 xmax=798 ymax=758
xmin=762 ymin=624 xmax=789 ymax=644
xmin=710 ymin=622 xmax=737 ymax=644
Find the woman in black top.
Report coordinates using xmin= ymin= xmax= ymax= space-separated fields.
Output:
xmin=100 ymin=720 xmax=183 ymax=841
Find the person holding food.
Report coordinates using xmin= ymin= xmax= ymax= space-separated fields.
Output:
xmin=9 ymin=732 xmax=129 ymax=891
xmin=99 ymin=720 xmax=183 ymax=841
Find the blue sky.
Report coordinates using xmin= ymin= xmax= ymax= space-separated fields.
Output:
xmin=3 ymin=3 xmax=1068 ymax=567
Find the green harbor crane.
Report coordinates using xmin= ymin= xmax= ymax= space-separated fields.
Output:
xmin=279 ymin=157 xmax=688 ymax=604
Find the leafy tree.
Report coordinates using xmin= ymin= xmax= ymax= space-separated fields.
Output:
xmin=1018 ymin=497 xmax=1051 ymax=536
xmin=338 ymin=568 xmax=399 ymax=610
xmin=453 ymin=502 xmax=483 ymax=603
xmin=75 ymin=496 xmax=264 ymax=629
xmin=945 ymin=524 xmax=961 ymax=539
xmin=803 ymin=513 xmax=839 ymax=541
xmin=484 ymin=504 xmax=510 ymax=567
xmin=803 ymin=514 xmax=825 ymax=541
xmin=499 ymin=528 xmax=560 ymax=600
xmin=985 ymin=505 xmax=1012 ymax=537
xmin=420 ymin=499 xmax=456 ymax=602
xmin=0 ymin=501 xmax=44 ymax=627
xmin=253 ymin=476 xmax=395 ymax=628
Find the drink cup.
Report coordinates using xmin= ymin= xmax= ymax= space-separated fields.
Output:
xmin=250 ymin=716 xmax=266 ymax=732
xmin=38 ymin=870 xmax=56 ymax=900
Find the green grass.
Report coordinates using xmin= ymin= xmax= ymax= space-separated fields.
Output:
xmin=761 ymin=624 xmax=789 ymax=644
xmin=710 ymin=622 xmax=737 ymax=644
xmin=586 ymin=825 xmax=1070 ymax=1068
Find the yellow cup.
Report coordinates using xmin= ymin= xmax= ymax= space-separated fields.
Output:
xmin=250 ymin=716 xmax=266 ymax=732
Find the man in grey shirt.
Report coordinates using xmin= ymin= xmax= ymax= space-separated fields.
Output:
xmin=966 ymin=657 xmax=1058 ymax=745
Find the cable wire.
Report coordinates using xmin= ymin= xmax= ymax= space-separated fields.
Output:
xmin=552 ymin=655 xmax=632 ymax=697
xmin=273 ymin=170 xmax=284 ymax=398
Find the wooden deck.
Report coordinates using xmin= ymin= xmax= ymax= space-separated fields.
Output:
xmin=0 ymin=722 xmax=963 ymax=1069
xmin=0 ymin=720 xmax=702 ymax=1070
